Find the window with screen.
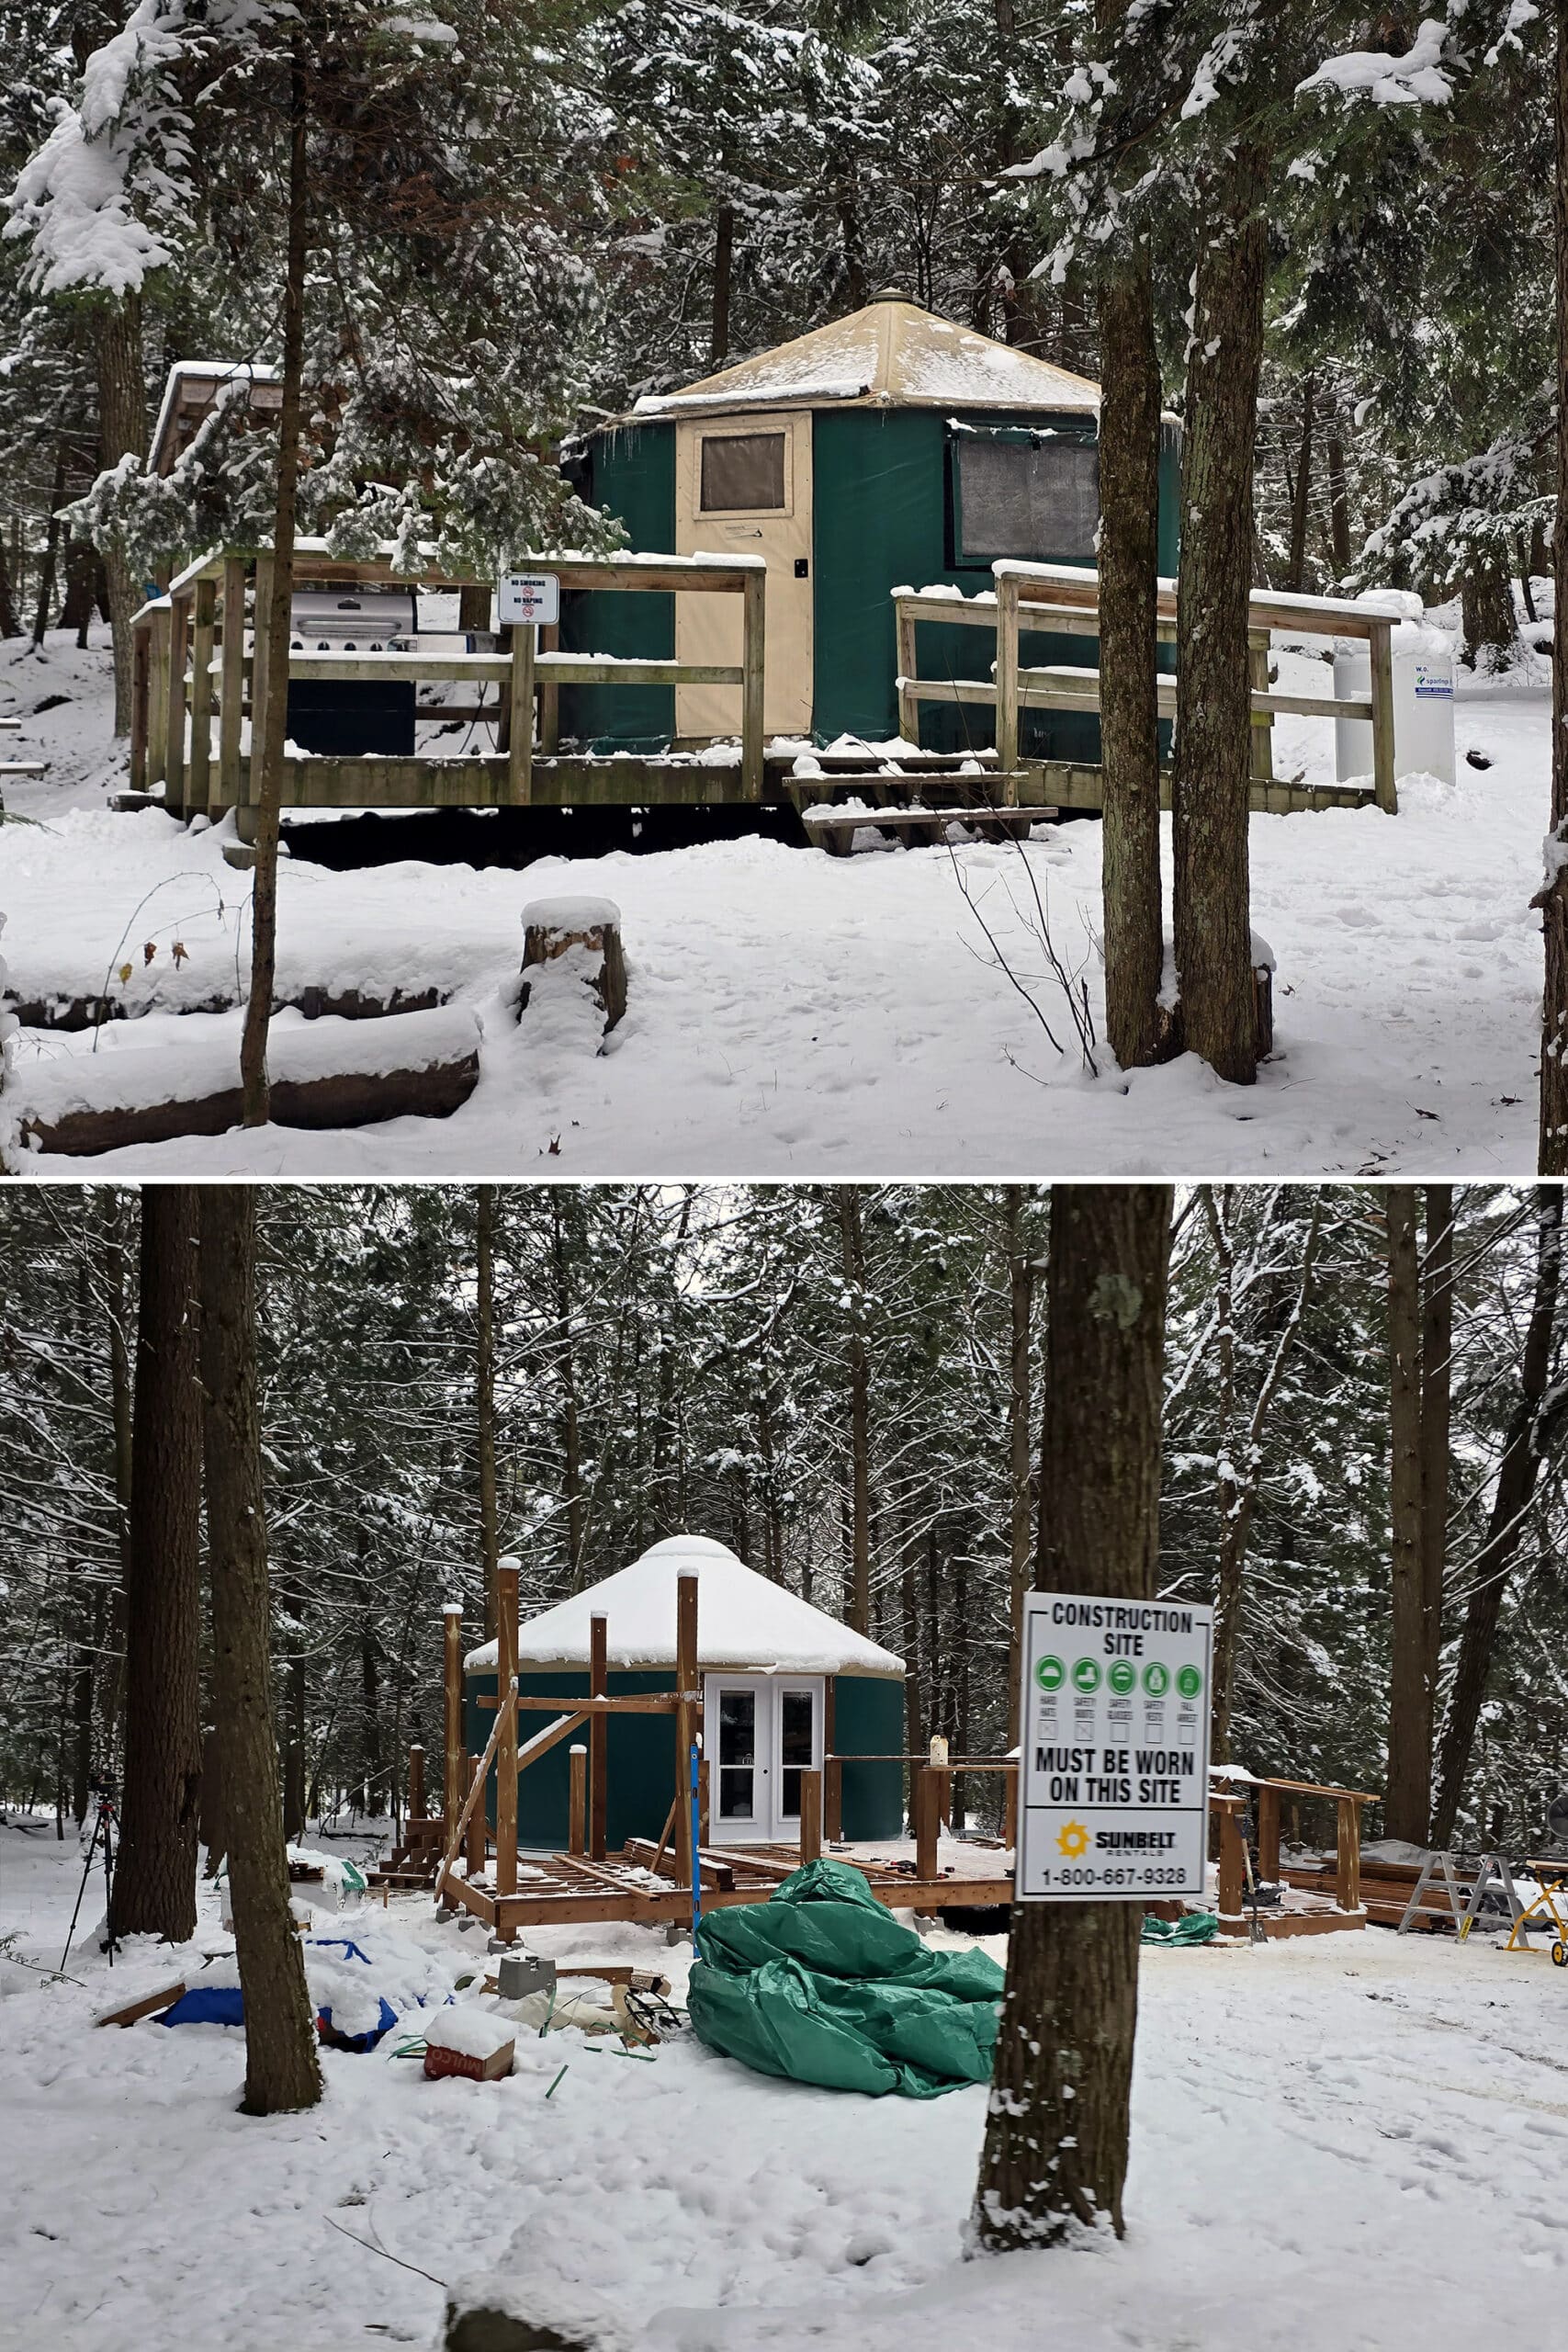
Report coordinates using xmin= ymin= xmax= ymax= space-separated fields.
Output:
xmin=700 ymin=432 xmax=786 ymax=512
xmin=954 ymin=434 xmax=1099 ymax=562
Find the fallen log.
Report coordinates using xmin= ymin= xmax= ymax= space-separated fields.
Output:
xmin=6 ymin=982 xmax=447 ymax=1033
xmin=3 ymin=1004 xmax=481 ymax=1162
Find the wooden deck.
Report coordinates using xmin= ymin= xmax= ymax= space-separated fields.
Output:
xmin=438 ymin=1838 xmax=1017 ymax=1939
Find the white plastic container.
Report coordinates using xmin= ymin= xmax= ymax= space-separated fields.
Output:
xmin=1333 ymin=596 xmax=1455 ymax=786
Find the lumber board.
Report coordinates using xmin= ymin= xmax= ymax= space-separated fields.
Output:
xmin=94 ymin=1978 xmax=187 ymax=2028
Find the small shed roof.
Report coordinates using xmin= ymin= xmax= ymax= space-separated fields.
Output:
xmin=630 ymin=293 xmax=1100 ymax=422
xmin=465 ymin=1533 xmax=904 ymax=1679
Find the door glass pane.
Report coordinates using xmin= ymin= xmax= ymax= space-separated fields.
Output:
xmin=718 ymin=1690 xmax=756 ymax=1819
xmin=778 ymin=1689 xmax=814 ymax=1820
xmin=701 ymin=434 xmax=785 ymax=512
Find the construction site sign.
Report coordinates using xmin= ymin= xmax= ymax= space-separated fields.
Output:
xmin=1016 ymin=1594 xmax=1213 ymax=1903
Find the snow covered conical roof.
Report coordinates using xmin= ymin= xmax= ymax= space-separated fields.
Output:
xmin=465 ymin=1533 xmax=903 ymax=1679
xmin=629 ymin=293 xmax=1100 ymax=422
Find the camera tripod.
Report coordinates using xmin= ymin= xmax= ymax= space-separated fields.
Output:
xmin=61 ymin=1781 xmax=119 ymax=1973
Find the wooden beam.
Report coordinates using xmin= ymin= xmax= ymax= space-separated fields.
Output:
xmin=1257 ymin=1782 xmax=1281 ymax=1883
xmin=673 ymin=1572 xmax=699 ymax=1889
xmin=250 ymin=553 xmax=274 ymax=792
xmin=569 ymin=1744 xmax=587 ymax=1856
xmin=538 ymin=620 xmax=560 ymax=753
xmin=1336 ymin=1793 xmax=1361 ymax=1913
xmin=434 ymin=1687 xmax=511 ymax=1902
xmin=494 ymin=1558 xmax=519 ymax=1906
xmin=914 ymin=1765 xmax=939 ymax=1883
xmin=146 ymin=607 xmax=171 ymax=788
xmin=994 ymin=569 xmax=1021 ymax=799
xmin=188 ymin=576 xmax=216 ymax=817
xmin=514 ymin=1709 xmax=590 ymax=1772
xmin=589 ymin=1611 xmax=608 ymax=1863
xmin=219 ymin=557 xmax=245 ymax=809
xmin=464 ymin=1754 xmax=485 ymax=1877
xmin=164 ymin=594 xmax=189 ymax=815
xmin=822 ymin=1679 xmax=840 ymax=1840
xmin=799 ymin=1768 xmax=822 ymax=1864
xmin=1217 ymin=1805 xmax=1247 ymax=1917
xmin=507 ymin=623 xmax=535 ymax=806
xmin=740 ymin=565 xmax=765 ymax=800
xmin=480 ymin=1690 xmax=677 ymax=1716
xmin=443 ymin=1604 xmax=464 ymax=1849
xmin=896 ymin=599 xmax=919 ymax=742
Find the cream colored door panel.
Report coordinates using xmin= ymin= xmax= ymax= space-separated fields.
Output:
xmin=675 ymin=413 xmax=813 ymax=740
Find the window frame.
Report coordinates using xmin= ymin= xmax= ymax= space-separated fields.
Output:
xmin=947 ymin=422 xmax=1100 ymax=571
xmin=695 ymin=423 xmax=795 ymax=519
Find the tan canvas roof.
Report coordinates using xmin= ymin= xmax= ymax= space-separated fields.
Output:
xmin=630 ymin=294 xmax=1100 ymax=422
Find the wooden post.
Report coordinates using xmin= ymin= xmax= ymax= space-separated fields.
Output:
xmin=147 ymin=606 xmax=171 ymax=788
xmin=495 ymin=1557 xmax=519 ymax=1904
xmin=408 ymin=1744 xmax=425 ymax=1822
xmin=568 ymin=1744 xmax=587 ymax=1856
xmin=740 ymin=565 xmax=765 ymax=799
xmin=188 ymin=575 xmax=216 ymax=817
xmin=443 ymin=1602 xmax=464 ymax=1849
xmin=799 ymin=1767 xmax=822 ymax=1864
xmin=896 ymin=598 xmax=919 ymax=746
xmin=1369 ymin=619 xmax=1398 ymax=813
xmin=823 ymin=1679 xmax=840 ymax=1840
xmin=698 ymin=1756 xmax=710 ymax=1848
xmin=464 ymin=1754 xmax=485 ymax=1875
xmin=251 ymin=551 xmax=275 ymax=781
xmin=995 ymin=571 xmax=1021 ymax=800
xmin=507 ymin=621 xmax=535 ymax=805
xmin=219 ymin=555 xmax=246 ymax=811
xmin=1002 ymin=1760 xmax=1019 ymax=1850
xmin=1247 ymin=628 xmax=1273 ymax=782
xmin=1256 ymin=1782 xmax=1281 ymax=1883
xmin=130 ymin=624 xmax=149 ymax=792
xmin=914 ymin=1764 xmax=939 ymax=1883
xmin=1336 ymin=1795 xmax=1361 ymax=1913
xmin=539 ymin=619 xmax=560 ymax=754
xmin=673 ymin=1572 xmax=699 ymax=1890
xmin=164 ymin=593 xmax=189 ymax=816
xmin=1217 ymin=1802 xmax=1246 ymax=1917
xmin=589 ymin=1611 xmax=608 ymax=1862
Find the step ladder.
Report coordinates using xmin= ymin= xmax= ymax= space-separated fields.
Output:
xmin=1396 ymin=1850 xmax=1523 ymax=1936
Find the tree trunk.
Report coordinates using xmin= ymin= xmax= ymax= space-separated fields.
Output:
xmin=838 ymin=1186 xmax=871 ymax=1634
xmin=0 ymin=518 xmax=19 ymax=638
xmin=1096 ymin=241 xmax=1168 ymax=1068
xmin=1287 ymin=374 xmax=1315 ymax=593
xmin=1325 ymin=430 xmax=1353 ymax=577
xmin=1205 ymin=1187 xmax=1241 ymax=1764
xmin=61 ymin=537 xmax=98 ymax=643
xmin=711 ymin=202 xmax=735 ymax=368
xmin=1172 ymin=145 xmax=1269 ymax=1086
xmin=197 ymin=1184 xmax=322 ymax=2116
xmin=1430 ymin=1188 xmax=1564 ymax=1846
xmin=1385 ymin=1187 xmax=1430 ymax=1844
xmin=477 ymin=1183 xmax=500 ymax=1638
xmin=974 ymin=1183 xmax=1173 ymax=2252
xmin=113 ymin=1188 xmax=202 ymax=1942
xmin=1420 ymin=1186 xmax=1454 ymax=1712
xmin=95 ymin=292 xmax=147 ymax=735
xmin=1005 ymin=1187 xmax=1033 ymax=1747
xmin=101 ymin=1190 xmax=135 ymax=1758
xmin=31 ymin=446 xmax=67 ymax=650
xmin=1542 ymin=0 xmax=1568 ymax=1172
xmin=1460 ymin=566 xmax=1517 ymax=668
xmin=241 ymin=36 xmax=309 ymax=1125
xmin=552 ymin=1196 xmax=585 ymax=1584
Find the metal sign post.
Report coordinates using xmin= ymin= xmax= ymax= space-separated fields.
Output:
xmin=1016 ymin=1593 xmax=1214 ymax=1904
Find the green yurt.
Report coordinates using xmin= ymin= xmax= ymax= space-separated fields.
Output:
xmin=558 ymin=291 xmax=1179 ymax=758
xmin=464 ymin=1533 xmax=906 ymax=1851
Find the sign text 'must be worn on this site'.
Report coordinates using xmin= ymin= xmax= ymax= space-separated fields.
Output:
xmin=1016 ymin=1594 xmax=1214 ymax=1903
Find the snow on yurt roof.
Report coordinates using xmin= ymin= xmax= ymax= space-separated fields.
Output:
xmin=465 ymin=1534 xmax=904 ymax=1679
xmin=629 ymin=293 xmax=1100 ymax=422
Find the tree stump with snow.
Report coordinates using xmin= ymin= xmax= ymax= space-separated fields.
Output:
xmin=446 ymin=2304 xmax=614 ymax=2352
xmin=519 ymin=897 xmax=626 ymax=1033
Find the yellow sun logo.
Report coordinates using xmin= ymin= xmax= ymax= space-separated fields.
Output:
xmin=1056 ymin=1820 xmax=1090 ymax=1859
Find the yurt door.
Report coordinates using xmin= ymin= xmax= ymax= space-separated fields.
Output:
xmin=674 ymin=413 xmax=814 ymax=741
xmin=704 ymin=1675 xmax=824 ymax=1844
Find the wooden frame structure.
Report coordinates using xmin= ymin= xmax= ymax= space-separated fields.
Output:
xmin=129 ymin=541 xmax=769 ymax=820
xmin=430 ymin=1574 xmax=1019 ymax=1942
xmin=1211 ymin=1770 xmax=1374 ymax=1939
xmin=894 ymin=560 xmax=1402 ymax=817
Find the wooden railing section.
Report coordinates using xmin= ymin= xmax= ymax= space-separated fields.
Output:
xmin=894 ymin=560 xmax=1400 ymax=814
xmin=130 ymin=541 xmax=769 ymax=815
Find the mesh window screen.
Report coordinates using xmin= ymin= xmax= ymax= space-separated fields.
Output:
xmin=956 ymin=435 xmax=1099 ymax=560
xmin=700 ymin=432 xmax=786 ymax=511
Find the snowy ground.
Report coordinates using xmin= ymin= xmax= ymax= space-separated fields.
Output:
xmin=4 ymin=1815 xmax=1568 ymax=2352
xmin=0 ymin=611 xmax=1552 ymax=1177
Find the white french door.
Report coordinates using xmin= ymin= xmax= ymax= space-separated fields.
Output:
xmin=703 ymin=1675 xmax=824 ymax=1845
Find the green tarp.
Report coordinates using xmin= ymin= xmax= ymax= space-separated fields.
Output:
xmin=686 ymin=1857 xmax=1004 ymax=2099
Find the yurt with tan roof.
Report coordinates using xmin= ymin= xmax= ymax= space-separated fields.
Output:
xmin=558 ymin=290 xmax=1179 ymax=755
xmin=463 ymin=1534 xmax=907 ymax=1851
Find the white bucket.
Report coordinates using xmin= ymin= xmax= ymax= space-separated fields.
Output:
xmin=1333 ymin=605 xmax=1455 ymax=786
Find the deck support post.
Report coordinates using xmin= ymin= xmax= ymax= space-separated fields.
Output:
xmin=147 ymin=605 xmax=171 ymax=790
xmin=219 ymin=556 xmax=246 ymax=811
xmin=740 ymin=567 xmax=765 ymax=799
xmin=799 ymin=1768 xmax=822 ymax=1864
xmin=1248 ymin=628 xmax=1273 ymax=782
xmin=569 ymin=1745 xmax=587 ymax=1856
xmin=408 ymin=1743 xmax=425 ymax=1823
xmin=1335 ymin=1794 xmax=1361 ymax=1913
xmin=1256 ymin=1782 xmax=1280 ymax=1883
xmin=188 ymin=576 xmax=216 ymax=817
xmin=1368 ymin=618 xmax=1398 ymax=813
xmin=465 ymin=1755 xmax=485 ymax=1876
xmin=589 ymin=1611 xmax=608 ymax=1862
xmin=507 ymin=622 xmax=535 ymax=805
xmin=914 ymin=1765 xmax=939 ymax=1883
xmin=1216 ymin=1800 xmax=1246 ymax=1917
xmin=673 ymin=1573 xmax=699 ymax=1891
xmin=251 ymin=552 xmax=275 ymax=790
xmin=443 ymin=1602 xmax=465 ymax=1848
xmin=994 ymin=571 xmax=1021 ymax=800
xmin=896 ymin=597 xmax=919 ymax=746
xmin=164 ymin=592 xmax=189 ymax=816
xmin=495 ymin=1556 xmax=519 ymax=1917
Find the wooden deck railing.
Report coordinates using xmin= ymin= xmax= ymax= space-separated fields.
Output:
xmin=130 ymin=541 xmax=769 ymax=818
xmin=894 ymin=560 xmax=1400 ymax=814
